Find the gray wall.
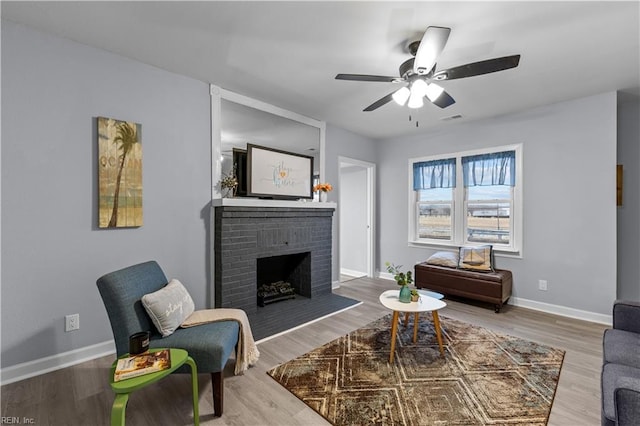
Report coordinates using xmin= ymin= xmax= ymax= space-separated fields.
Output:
xmin=617 ymin=93 xmax=640 ymax=300
xmin=324 ymin=125 xmax=378 ymax=283
xmin=377 ymin=92 xmax=618 ymax=316
xmin=1 ymin=21 xmax=213 ymax=367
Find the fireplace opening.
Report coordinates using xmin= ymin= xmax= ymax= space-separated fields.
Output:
xmin=256 ymin=252 xmax=311 ymax=307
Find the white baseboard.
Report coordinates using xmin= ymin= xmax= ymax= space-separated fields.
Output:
xmin=378 ymin=272 xmax=393 ymax=281
xmin=1 ymin=340 xmax=116 ymax=386
xmin=510 ymin=297 xmax=612 ymax=325
xmin=379 ymin=272 xmax=611 ymax=325
xmin=340 ymin=268 xmax=367 ymax=278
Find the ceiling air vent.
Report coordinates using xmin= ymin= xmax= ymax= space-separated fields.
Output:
xmin=441 ymin=114 xmax=463 ymax=121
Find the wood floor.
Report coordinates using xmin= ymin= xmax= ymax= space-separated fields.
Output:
xmin=1 ymin=276 xmax=609 ymax=425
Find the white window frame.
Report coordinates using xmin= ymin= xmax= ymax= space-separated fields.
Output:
xmin=408 ymin=144 xmax=523 ymax=256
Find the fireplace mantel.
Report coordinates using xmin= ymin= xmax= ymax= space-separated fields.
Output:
xmin=211 ymin=197 xmax=337 ymax=209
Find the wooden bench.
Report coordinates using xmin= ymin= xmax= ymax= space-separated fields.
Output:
xmin=414 ymin=262 xmax=512 ymax=313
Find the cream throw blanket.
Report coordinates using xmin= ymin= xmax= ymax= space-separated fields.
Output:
xmin=181 ymin=308 xmax=260 ymax=375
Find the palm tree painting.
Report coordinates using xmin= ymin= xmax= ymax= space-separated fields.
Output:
xmin=98 ymin=117 xmax=143 ymax=228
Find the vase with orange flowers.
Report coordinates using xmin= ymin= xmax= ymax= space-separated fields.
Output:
xmin=313 ymin=182 xmax=333 ymax=202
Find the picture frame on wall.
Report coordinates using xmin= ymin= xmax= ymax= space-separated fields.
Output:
xmin=247 ymin=144 xmax=313 ymax=200
xmin=97 ymin=116 xmax=143 ymax=228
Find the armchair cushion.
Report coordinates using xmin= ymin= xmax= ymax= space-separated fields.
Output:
xmin=97 ymin=260 xmax=168 ymax=355
xmin=151 ymin=320 xmax=239 ymax=372
xmin=614 ymin=300 xmax=640 ymax=334
xmin=602 ymin=363 xmax=640 ymax=423
xmin=142 ymin=279 xmax=195 ymax=337
xmin=616 ymin=386 xmax=640 ymax=426
xmin=604 ymin=329 xmax=640 ymax=369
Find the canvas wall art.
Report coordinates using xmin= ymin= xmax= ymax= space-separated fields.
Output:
xmin=246 ymin=144 xmax=313 ymax=200
xmin=98 ymin=117 xmax=143 ymax=228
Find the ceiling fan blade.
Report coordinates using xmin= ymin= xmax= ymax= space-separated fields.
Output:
xmin=413 ymin=26 xmax=451 ymax=75
xmin=430 ymin=90 xmax=456 ymax=109
xmin=335 ymin=74 xmax=400 ymax=82
xmin=433 ymin=55 xmax=521 ymax=80
xmin=363 ymin=92 xmax=396 ymax=112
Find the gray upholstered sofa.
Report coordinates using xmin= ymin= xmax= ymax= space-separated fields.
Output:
xmin=601 ymin=300 xmax=640 ymax=425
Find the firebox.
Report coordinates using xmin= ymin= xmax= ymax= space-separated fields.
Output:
xmin=256 ymin=252 xmax=311 ymax=306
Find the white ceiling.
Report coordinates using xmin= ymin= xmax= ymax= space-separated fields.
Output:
xmin=3 ymin=1 xmax=639 ymax=140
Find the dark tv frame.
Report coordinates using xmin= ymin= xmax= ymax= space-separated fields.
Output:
xmin=246 ymin=144 xmax=314 ymax=200
xmin=232 ymin=148 xmax=248 ymax=197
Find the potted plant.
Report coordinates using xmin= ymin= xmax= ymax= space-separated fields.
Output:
xmin=385 ymin=262 xmax=413 ymax=303
xmin=410 ymin=289 xmax=420 ymax=302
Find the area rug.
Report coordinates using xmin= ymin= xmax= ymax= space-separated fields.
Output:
xmin=267 ymin=314 xmax=565 ymax=425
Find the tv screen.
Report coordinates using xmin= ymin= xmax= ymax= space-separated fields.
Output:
xmin=246 ymin=144 xmax=313 ymax=200
xmin=232 ymin=148 xmax=248 ymax=197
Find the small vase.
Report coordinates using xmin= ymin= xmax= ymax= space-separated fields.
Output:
xmin=224 ymin=187 xmax=236 ymax=198
xmin=320 ymin=191 xmax=328 ymax=202
xmin=398 ymin=285 xmax=411 ymax=303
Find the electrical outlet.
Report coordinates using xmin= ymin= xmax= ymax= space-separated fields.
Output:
xmin=538 ymin=280 xmax=548 ymax=291
xmin=65 ymin=314 xmax=80 ymax=332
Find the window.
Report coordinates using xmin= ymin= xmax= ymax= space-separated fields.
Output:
xmin=409 ymin=145 xmax=522 ymax=253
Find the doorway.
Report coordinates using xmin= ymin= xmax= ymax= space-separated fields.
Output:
xmin=338 ymin=157 xmax=375 ymax=282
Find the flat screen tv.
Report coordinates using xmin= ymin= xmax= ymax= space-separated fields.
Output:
xmin=246 ymin=144 xmax=313 ymax=200
xmin=232 ymin=148 xmax=248 ymax=197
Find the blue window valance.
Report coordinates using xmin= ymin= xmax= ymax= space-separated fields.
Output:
xmin=462 ymin=150 xmax=515 ymax=187
xmin=413 ymin=158 xmax=456 ymax=190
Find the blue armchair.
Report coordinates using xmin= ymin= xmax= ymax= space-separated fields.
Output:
xmin=97 ymin=260 xmax=239 ymax=417
xmin=601 ymin=300 xmax=640 ymax=426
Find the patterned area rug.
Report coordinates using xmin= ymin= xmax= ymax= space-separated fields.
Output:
xmin=267 ymin=314 xmax=565 ymax=425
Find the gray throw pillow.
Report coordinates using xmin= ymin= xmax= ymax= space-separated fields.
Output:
xmin=141 ymin=279 xmax=195 ymax=337
xmin=426 ymin=251 xmax=459 ymax=268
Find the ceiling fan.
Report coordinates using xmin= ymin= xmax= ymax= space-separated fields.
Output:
xmin=335 ymin=26 xmax=521 ymax=112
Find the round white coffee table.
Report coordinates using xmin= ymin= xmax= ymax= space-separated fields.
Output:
xmin=379 ymin=289 xmax=447 ymax=363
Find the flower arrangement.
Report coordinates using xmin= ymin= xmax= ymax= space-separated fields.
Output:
xmin=218 ymin=164 xmax=238 ymax=197
xmin=385 ymin=262 xmax=413 ymax=286
xmin=313 ymin=182 xmax=333 ymax=193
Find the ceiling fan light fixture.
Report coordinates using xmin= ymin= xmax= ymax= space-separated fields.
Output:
xmin=392 ymin=86 xmax=411 ymax=106
xmin=410 ymin=79 xmax=428 ymax=98
xmin=336 ymin=26 xmax=520 ymax=113
xmin=425 ymin=83 xmax=445 ymax=101
xmin=407 ymin=91 xmax=424 ymax=109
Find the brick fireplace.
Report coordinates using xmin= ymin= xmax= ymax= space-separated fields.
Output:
xmin=213 ymin=200 xmax=335 ymax=315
